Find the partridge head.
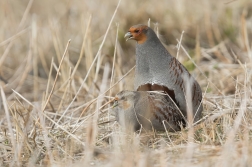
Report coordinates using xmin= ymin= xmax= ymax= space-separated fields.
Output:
xmin=125 ymin=24 xmax=203 ymax=123
xmin=112 ymin=90 xmax=185 ymax=132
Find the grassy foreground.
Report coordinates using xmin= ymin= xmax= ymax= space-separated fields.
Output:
xmin=0 ymin=0 xmax=252 ymax=166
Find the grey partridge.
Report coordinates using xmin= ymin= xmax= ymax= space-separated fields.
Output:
xmin=112 ymin=90 xmax=185 ymax=132
xmin=124 ymin=24 xmax=203 ymax=123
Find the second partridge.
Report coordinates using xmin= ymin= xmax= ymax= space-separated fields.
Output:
xmin=112 ymin=90 xmax=185 ymax=132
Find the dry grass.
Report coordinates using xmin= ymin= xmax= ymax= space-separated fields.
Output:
xmin=0 ymin=0 xmax=252 ymax=166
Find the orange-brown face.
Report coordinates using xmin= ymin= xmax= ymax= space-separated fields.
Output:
xmin=113 ymin=96 xmax=131 ymax=110
xmin=124 ymin=24 xmax=148 ymax=44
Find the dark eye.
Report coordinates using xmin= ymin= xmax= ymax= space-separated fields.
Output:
xmin=121 ymin=96 xmax=125 ymax=100
xmin=134 ymin=29 xmax=140 ymax=33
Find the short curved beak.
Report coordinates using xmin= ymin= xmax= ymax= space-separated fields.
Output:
xmin=124 ymin=32 xmax=133 ymax=41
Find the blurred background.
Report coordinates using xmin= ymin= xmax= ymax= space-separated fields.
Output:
xmin=1 ymin=0 xmax=252 ymax=100
xmin=0 ymin=0 xmax=252 ymax=166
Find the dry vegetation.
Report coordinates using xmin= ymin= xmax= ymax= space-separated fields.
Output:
xmin=0 ymin=0 xmax=252 ymax=166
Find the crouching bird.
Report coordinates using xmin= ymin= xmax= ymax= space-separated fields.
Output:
xmin=124 ymin=24 xmax=203 ymax=124
xmin=112 ymin=90 xmax=186 ymax=132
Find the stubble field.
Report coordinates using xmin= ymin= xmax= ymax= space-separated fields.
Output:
xmin=0 ymin=0 xmax=252 ymax=166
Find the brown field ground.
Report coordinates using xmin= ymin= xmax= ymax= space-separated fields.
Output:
xmin=0 ymin=0 xmax=252 ymax=166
